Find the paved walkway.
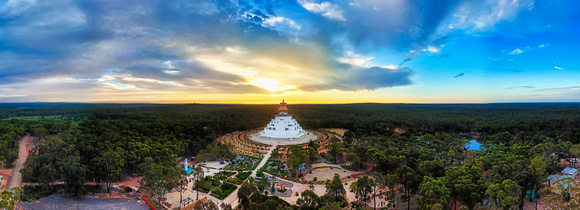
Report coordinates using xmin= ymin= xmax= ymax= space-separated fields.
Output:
xmin=9 ymin=134 xmax=30 ymax=189
xmin=247 ymin=132 xmax=320 ymax=146
xmin=221 ymin=145 xmax=277 ymax=209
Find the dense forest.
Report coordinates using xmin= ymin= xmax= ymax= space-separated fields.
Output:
xmin=2 ymin=103 xmax=580 ymax=209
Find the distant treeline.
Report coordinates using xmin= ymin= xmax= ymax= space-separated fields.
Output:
xmin=3 ymin=102 xmax=580 ymax=141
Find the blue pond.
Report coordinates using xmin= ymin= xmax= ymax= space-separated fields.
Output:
xmin=464 ymin=139 xmax=482 ymax=151
xmin=183 ymin=168 xmax=195 ymax=174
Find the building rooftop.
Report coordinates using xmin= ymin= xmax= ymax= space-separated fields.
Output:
xmin=562 ymin=167 xmax=578 ymax=175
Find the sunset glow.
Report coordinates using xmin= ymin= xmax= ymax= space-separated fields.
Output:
xmin=0 ymin=0 xmax=578 ymax=103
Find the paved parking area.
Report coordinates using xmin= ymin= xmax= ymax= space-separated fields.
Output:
xmin=17 ymin=195 xmax=149 ymax=210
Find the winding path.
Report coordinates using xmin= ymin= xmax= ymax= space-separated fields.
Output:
xmin=9 ymin=134 xmax=31 ymax=189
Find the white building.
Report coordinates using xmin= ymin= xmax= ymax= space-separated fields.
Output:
xmin=261 ymin=100 xmax=305 ymax=140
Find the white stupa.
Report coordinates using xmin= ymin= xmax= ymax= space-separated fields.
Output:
xmin=261 ymin=100 xmax=305 ymax=140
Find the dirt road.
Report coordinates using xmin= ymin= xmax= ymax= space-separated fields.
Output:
xmin=9 ymin=134 xmax=30 ymax=189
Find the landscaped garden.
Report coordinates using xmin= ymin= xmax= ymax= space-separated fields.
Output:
xmin=212 ymin=171 xmax=236 ymax=181
xmin=197 ymin=175 xmax=238 ymax=199
xmin=260 ymin=160 xmax=291 ymax=179
xmin=227 ymin=171 xmax=252 ymax=185
xmin=225 ymin=155 xmax=263 ymax=170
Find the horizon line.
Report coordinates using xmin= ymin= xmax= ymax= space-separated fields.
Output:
xmin=1 ymin=101 xmax=580 ymax=105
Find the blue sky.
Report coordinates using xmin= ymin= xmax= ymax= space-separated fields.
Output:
xmin=0 ymin=0 xmax=578 ymax=103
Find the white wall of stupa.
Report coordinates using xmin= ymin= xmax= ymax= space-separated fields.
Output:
xmin=261 ymin=100 xmax=305 ymax=140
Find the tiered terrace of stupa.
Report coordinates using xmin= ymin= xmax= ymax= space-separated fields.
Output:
xmin=217 ymin=100 xmax=339 ymax=157
xmin=261 ymin=100 xmax=305 ymax=140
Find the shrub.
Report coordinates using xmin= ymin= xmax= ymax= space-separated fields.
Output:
xmin=220 ymin=182 xmax=236 ymax=191
xmin=200 ymin=181 xmax=212 ymax=192
xmin=212 ymin=186 xmax=223 ymax=195
xmin=564 ymin=192 xmax=572 ymax=202
xmin=220 ymin=187 xmax=236 ymax=199
xmin=237 ymin=171 xmax=252 ymax=180
xmin=313 ymin=177 xmax=318 ymax=181
xmin=256 ymin=169 xmax=265 ymax=178
xmin=298 ymin=174 xmax=303 ymax=178
xmin=228 ymin=178 xmax=242 ymax=185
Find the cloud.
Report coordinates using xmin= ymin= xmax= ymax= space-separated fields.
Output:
xmin=536 ymin=85 xmax=580 ymax=92
xmin=262 ymin=16 xmax=301 ymax=30
xmin=0 ymin=0 xmax=546 ymax=102
xmin=440 ymin=0 xmax=534 ymax=32
xmin=300 ymin=66 xmax=414 ymax=91
xmin=422 ymin=45 xmax=443 ymax=54
xmin=382 ymin=65 xmax=399 ymax=70
xmin=453 ymin=73 xmax=465 ymax=78
xmin=554 ymin=66 xmax=564 ymax=70
xmin=399 ymin=58 xmax=413 ymax=66
xmin=509 ymin=48 xmax=524 ymax=54
xmin=297 ymin=0 xmax=345 ymax=21
xmin=505 ymin=85 xmax=535 ymax=89
xmin=336 ymin=53 xmax=374 ymax=67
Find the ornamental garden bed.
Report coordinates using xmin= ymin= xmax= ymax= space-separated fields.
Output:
xmin=198 ymin=176 xmax=222 ymax=192
xmin=213 ymin=171 xmax=236 ymax=181
xmin=262 ymin=160 xmax=291 ymax=179
xmin=219 ymin=182 xmax=237 ymax=199
xmin=226 ymin=171 xmax=252 ymax=185
xmin=225 ymin=155 xmax=262 ymax=170
xmin=199 ymin=176 xmax=238 ymax=199
xmin=236 ymin=171 xmax=252 ymax=180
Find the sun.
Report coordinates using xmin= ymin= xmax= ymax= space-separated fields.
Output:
xmin=251 ymin=78 xmax=294 ymax=92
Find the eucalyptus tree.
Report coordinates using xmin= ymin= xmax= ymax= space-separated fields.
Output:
xmin=371 ymin=171 xmax=386 ymax=210
xmin=419 ymin=176 xmax=450 ymax=210
xmin=296 ymin=190 xmax=319 ymax=210
xmin=325 ymin=173 xmax=346 ymax=201
xmin=351 ymin=175 xmax=374 ymax=208
xmin=192 ymin=165 xmax=205 ymax=200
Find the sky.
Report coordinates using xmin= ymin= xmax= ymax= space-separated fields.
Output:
xmin=0 ymin=0 xmax=579 ymax=104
